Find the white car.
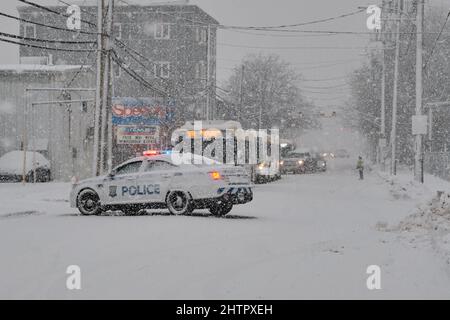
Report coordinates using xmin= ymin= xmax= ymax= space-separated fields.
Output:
xmin=70 ymin=151 xmax=253 ymax=216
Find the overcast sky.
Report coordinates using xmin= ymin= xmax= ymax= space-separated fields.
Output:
xmin=1 ymin=0 xmax=450 ymax=107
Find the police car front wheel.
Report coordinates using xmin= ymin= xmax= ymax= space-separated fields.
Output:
xmin=77 ymin=189 xmax=103 ymax=216
xmin=166 ymin=191 xmax=193 ymax=215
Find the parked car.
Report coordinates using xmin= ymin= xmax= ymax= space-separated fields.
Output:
xmin=0 ymin=150 xmax=51 ymax=182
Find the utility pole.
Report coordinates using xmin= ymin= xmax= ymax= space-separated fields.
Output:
xmin=99 ymin=0 xmax=114 ymax=175
xmin=108 ymin=40 xmax=115 ymax=173
xmin=206 ymin=25 xmax=211 ymax=120
xmin=390 ymin=0 xmax=402 ymax=175
xmin=414 ymin=0 xmax=424 ymax=183
xmin=379 ymin=0 xmax=387 ymax=170
xmin=93 ymin=0 xmax=105 ymax=176
xmin=238 ymin=65 xmax=245 ymax=121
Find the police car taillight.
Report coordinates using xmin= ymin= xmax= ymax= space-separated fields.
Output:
xmin=208 ymin=171 xmax=222 ymax=180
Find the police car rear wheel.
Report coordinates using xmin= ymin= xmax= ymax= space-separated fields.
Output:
xmin=77 ymin=189 xmax=103 ymax=216
xmin=166 ymin=191 xmax=193 ymax=215
xmin=209 ymin=201 xmax=233 ymax=216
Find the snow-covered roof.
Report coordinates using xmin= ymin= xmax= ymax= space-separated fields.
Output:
xmin=0 ymin=64 xmax=90 ymax=73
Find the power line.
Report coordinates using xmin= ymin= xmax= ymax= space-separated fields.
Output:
xmin=301 ymin=75 xmax=349 ymax=82
xmin=217 ymin=42 xmax=375 ymax=50
xmin=221 ymin=60 xmax=359 ymax=74
xmin=122 ymin=1 xmax=364 ymax=30
xmin=0 ymin=36 xmax=95 ymax=52
xmin=113 ymin=39 xmax=210 ymax=101
xmin=221 ymin=28 xmax=343 ymax=38
xmin=4 ymin=2 xmax=207 ymax=104
xmin=424 ymin=10 xmax=450 ymax=71
xmin=300 ymin=89 xmax=349 ymax=94
xmin=0 ymin=30 xmax=96 ymax=44
xmin=220 ymin=8 xmax=366 ymax=30
xmin=10 ymin=1 xmax=203 ymax=96
xmin=219 ymin=57 xmax=357 ymax=66
xmin=18 ymin=0 xmax=96 ymax=27
xmin=111 ymin=49 xmax=168 ymax=97
xmin=300 ymin=83 xmax=349 ymax=90
xmin=227 ymin=9 xmax=366 ymax=29
xmin=0 ymin=11 xmax=100 ymax=36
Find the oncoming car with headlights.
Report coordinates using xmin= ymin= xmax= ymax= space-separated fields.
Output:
xmin=280 ymin=149 xmax=312 ymax=174
xmin=70 ymin=151 xmax=253 ymax=216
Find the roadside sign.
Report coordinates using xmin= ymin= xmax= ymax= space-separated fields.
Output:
xmin=116 ymin=125 xmax=160 ymax=145
xmin=412 ymin=115 xmax=428 ymax=135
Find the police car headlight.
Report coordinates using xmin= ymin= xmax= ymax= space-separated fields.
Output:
xmin=298 ymin=160 xmax=304 ymax=165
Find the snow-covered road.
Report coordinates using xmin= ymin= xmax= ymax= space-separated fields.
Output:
xmin=1 ymin=159 xmax=449 ymax=299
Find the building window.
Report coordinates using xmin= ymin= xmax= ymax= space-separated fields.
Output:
xmin=154 ymin=62 xmax=170 ymax=78
xmin=154 ymin=23 xmax=170 ymax=39
xmin=113 ymin=23 xmax=122 ymax=40
xmin=196 ymin=27 xmax=207 ymax=43
xmin=23 ymin=23 xmax=36 ymax=38
xmin=195 ymin=61 xmax=206 ymax=79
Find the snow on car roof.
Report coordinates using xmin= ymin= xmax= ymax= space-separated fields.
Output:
xmin=0 ymin=151 xmax=50 ymax=175
xmin=127 ymin=153 xmax=221 ymax=166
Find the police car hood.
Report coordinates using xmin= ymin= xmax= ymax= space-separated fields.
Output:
xmin=76 ymin=175 xmax=108 ymax=186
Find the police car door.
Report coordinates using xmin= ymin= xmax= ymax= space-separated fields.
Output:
xmin=137 ymin=159 xmax=176 ymax=202
xmin=105 ymin=160 xmax=143 ymax=205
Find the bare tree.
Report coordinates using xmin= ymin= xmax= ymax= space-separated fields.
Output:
xmin=220 ymin=53 xmax=318 ymax=136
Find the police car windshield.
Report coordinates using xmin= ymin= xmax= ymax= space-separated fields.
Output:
xmin=144 ymin=160 xmax=176 ymax=171
xmin=115 ymin=161 xmax=142 ymax=175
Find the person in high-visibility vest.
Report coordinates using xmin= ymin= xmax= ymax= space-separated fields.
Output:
xmin=356 ymin=156 xmax=364 ymax=180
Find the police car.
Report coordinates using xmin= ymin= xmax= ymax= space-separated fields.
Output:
xmin=70 ymin=150 xmax=253 ymax=216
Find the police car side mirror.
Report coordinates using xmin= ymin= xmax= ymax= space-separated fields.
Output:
xmin=108 ymin=170 xmax=116 ymax=178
